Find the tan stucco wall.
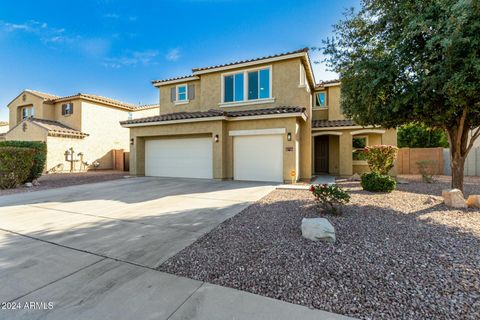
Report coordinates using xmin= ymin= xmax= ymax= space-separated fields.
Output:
xmin=326 ymin=85 xmax=345 ymax=121
xmin=158 ymin=58 xmax=311 ymax=115
xmin=128 ymin=116 xmax=309 ymax=182
xmin=5 ymin=122 xmax=48 ymax=142
xmin=52 ymin=99 xmax=83 ymax=131
xmin=45 ymin=136 xmax=85 ymax=172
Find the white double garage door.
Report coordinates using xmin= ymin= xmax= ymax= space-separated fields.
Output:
xmin=145 ymin=132 xmax=284 ymax=182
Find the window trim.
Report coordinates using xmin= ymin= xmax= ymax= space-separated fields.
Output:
xmin=314 ymin=91 xmax=328 ymax=109
xmin=220 ymin=65 xmax=273 ymax=106
xmin=175 ymin=84 xmax=189 ymax=104
xmin=299 ymin=63 xmax=306 ymax=88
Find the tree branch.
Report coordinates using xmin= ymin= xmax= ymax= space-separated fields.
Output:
xmin=466 ymin=126 xmax=480 ymax=155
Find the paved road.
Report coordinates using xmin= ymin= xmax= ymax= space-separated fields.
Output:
xmin=0 ymin=177 xmax=352 ymax=320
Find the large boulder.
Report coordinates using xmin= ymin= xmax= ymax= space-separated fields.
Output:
xmin=348 ymin=173 xmax=361 ymax=181
xmin=442 ymin=189 xmax=467 ymax=208
xmin=466 ymin=195 xmax=480 ymax=208
xmin=301 ymin=218 xmax=336 ymax=243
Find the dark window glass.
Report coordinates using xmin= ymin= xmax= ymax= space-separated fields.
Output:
xmin=248 ymin=71 xmax=258 ymax=100
xmin=224 ymin=75 xmax=234 ymax=102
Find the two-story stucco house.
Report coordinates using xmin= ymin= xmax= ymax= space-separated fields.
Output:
xmin=5 ymin=90 xmax=158 ymax=172
xmin=121 ymin=48 xmax=397 ymax=183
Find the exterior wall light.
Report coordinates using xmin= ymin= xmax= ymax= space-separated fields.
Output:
xmin=130 ymin=138 xmax=134 ymax=145
xmin=287 ymin=132 xmax=292 ymax=141
xmin=214 ymin=134 xmax=219 ymax=143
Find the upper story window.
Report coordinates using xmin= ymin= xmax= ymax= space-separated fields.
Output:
xmin=170 ymin=84 xmax=195 ymax=104
xmin=22 ymin=106 xmax=34 ymax=119
xmin=315 ymin=92 xmax=327 ymax=108
xmin=176 ymin=84 xmax=187 ymax=102
xmin=62 ymin=103 xmax=73 ymax=116
xmin=128 ymin=112 xmax=133 ymax=120
xmin=222 ymin=66 xmax=272 ymax=105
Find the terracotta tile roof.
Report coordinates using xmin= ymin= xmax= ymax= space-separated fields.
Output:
xmin=192 ymin=48 xmax=309 ymax=73
xmin=312 ymin=119 xmax=357 ymax=128
xmin=121 ymin=106 xmax=306 ymax=125
xmin=152 ymin=75 xmax=198 ymax=85
xmin=25 ymin=89 xmax=61 ymax=101
xmin=28 ymin=118 xmax=88 ymax=137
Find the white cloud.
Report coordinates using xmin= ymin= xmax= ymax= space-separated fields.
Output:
xmin=104 ymin=13 xmax=120 ymax=19
xmin=103 ymin=50 xmax=159 ymax=68
xmin=165 ymin=48 xmax=180 ymax=61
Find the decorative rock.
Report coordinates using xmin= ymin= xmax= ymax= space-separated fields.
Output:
xmin=349 ymin=173 xmax=361 ymax=181
xmin=466 ymin=195 xmax=480 ymax=208
xmin=301 ymin=218 xmax=336 ymax=243
xmin=32 ymin=179 xmax=40 ymax=186
xmin=442 ymin=189 xmax=467 ymax=208
xmin=24 ymin=182 xmax=33 ymax=188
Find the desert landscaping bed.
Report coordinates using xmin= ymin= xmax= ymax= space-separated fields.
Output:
xmin=159 ymin=176 xmax=480 ymax=319
xmin=0 ymin=171 xmax=125 ymax=196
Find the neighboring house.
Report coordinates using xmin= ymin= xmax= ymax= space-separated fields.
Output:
xmin=5 ymin=90 xmax=158 ymax=172
xmin=120 ymin=48 xmax=397 ymax=182
xmin=0 ymin=121 xmax=9 ymax=140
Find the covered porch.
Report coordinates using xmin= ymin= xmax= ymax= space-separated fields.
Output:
xmin=311 ymin=120 xmax=397 ymax=177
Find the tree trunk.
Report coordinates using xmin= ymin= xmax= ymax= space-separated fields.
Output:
xmin=450 ymin=151 xmax=466 ymax=193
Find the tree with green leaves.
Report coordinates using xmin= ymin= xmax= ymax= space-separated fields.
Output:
xmin=322 ymin=0 xmax=480 ymax=193
xmin=398 ymin=123 xmax=449 ymax=148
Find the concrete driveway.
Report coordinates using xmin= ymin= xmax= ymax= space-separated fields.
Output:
xmin=0 ymin=177 xmax=351 ymax=320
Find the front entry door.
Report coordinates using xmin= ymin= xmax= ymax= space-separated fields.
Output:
xmin=315 ymin=136 xmax=329 ymax=174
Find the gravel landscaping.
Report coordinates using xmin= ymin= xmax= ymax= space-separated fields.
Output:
xmin=159 ymin=176 xmax=480 ymax=320
xmin=0 ymin=171 xmax=125 ymax=196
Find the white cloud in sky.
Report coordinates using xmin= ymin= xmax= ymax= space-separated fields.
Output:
xmin=103 ymin=50 xmax=159 ymax=68
xmin=165 ymin=48 xmax=180 ymax=61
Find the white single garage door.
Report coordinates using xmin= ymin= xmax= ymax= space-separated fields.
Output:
xmin=234 ymin=135 xmax=283 ymax=182
xmin=145 ymin=137 xmax=213 ymax=179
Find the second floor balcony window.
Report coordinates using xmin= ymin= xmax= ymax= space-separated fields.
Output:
xmin=222 ymin=66 xmax=271 ymax=104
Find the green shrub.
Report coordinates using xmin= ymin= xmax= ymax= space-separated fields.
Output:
xmin=398 ymin=123 xmax=449 ymax=148
xmin=0 ymin=147 xmax=36 ymax=189
xmin=361 ymin=172 xmax=397 ymax=193
xmin=309 ymin=184 xmax=350 ymax=215
xmin=365 ymin=145 xmax=399 ymax=175
xmin=0 ymin=141 xmax=47 ymax=182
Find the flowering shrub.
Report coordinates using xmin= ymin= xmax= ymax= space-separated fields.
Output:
xmin=309 ymin=184 xmax=350 ymax=215
xmin=365 ymin=145 xmax=399 ymax=175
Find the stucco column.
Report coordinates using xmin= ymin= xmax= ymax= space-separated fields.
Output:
xmin=339 ymin=133 xmax=353 ymax=176
xmin=132 ymin=136 xmax=145 ymax=176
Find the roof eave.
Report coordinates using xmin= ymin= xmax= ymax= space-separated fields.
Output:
xmin=192 ymin=52 xmax=309 ymax=75
xmin=152 ymin=76 xmax=200 ymax=87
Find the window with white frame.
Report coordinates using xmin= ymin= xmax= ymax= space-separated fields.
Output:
xmin=315 ymin=92 xmax=327 ymax=108
xmin=176 ymin=84 xmax=188 ymax=102
xmin=222 ymin=66 xmax=271 ymax=104
xmin=22 ymin=106 xmax=34 ymax=119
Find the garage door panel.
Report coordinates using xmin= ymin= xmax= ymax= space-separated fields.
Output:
xmin=234 ymin=135 xmax=283 ymax=182
xmin=145 ymin=137 xmax=213 ymax=179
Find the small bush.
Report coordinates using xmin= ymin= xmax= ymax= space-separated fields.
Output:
xmin=398 ymin=123 xmax=449 ymax=148
xmin=0 ymin=141 xmax=47 ymax=182
xmin=0 ymin=147 xmax=36 ymax=189
xmin=309 ymin=184 xmax=350 ymax=215
xmin=361 ymin=172 xmax=397 ymax=193
xmin=417 ymin=160 xmax=438 ymax=183
xmin=365 ymin=145 xmax=399 ymax=175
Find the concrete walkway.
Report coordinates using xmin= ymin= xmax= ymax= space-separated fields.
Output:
xmin=311 ymin=175 xmax=337 ymax=185
xmin=0 ymin=177 xmax=352 ymax=320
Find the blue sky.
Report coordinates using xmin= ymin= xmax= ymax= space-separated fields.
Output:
xmin=0 ymin=0 xmax=359 ymax=121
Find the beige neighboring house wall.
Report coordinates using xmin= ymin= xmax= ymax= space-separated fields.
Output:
xmin=5 ymin=89 xmax=159 ymax=172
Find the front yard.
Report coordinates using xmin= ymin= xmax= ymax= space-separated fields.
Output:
xmin=159 ymin=176 xmax=480 ymax=320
